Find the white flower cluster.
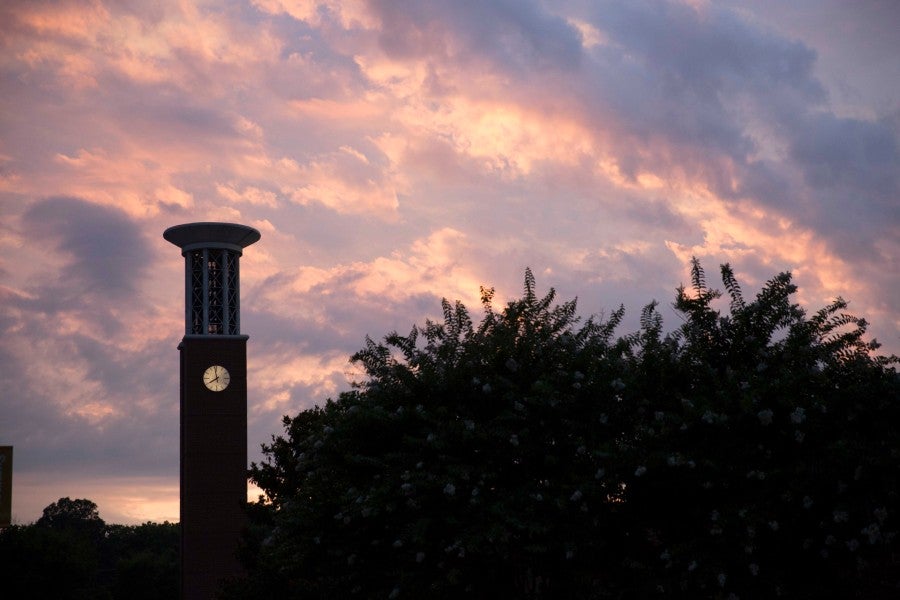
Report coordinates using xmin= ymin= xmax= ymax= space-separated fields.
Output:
xmin=665 ymin=454 xmax=695 ymax=468
xmin=444 ymin=540 xmax=465 ymax=557
xmin=861 ymin=523 xmax=881 ymax=544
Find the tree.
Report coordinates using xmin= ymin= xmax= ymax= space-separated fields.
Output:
xmin=36 ymin=497 xmax=105 ymax=537
xmin=233 ymin=263 xmax=900 ymax=598
xmin=3 ymin=498 xmax=107 ymax=599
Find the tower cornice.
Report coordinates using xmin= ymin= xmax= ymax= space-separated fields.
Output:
xmin=163 ymin=222 xmax=261 ymax=255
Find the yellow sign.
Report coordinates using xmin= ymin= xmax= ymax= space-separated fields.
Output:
xmin=0 ymin=446 xmax=11 ymax=527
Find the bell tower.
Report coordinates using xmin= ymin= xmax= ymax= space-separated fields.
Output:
xmin=164 ymin=222 xmax=261 ymax=600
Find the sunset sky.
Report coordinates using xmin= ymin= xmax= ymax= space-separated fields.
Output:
xmin=2 ymin=0 xmax=898 ymax=525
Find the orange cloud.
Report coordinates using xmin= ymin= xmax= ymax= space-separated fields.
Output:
xmin=226 ymin=145 xmax=404 ymax=216
xmin=12 ymin=0 xmax=110 ymax=48
xmin=253 ymin=227 xmax=489 ymax=329
xmin=251 ymin=349 xmax=352 ymax=413
xmin=216 ymin=184 xmax=279 ymax=207
xmin=252 ymin=0 xmax=378 ymax=29
xmin=290 ymin=97 xmax=386 ymax=123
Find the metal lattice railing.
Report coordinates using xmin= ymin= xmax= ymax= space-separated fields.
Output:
xmin=207 ymin=251 xmax=224 ymax=334
xmin=190 ymin=250 xmax=205 ymax=334
xmin=187 ymin=248 xmax=241 ymax=335
xmin=226 ymin=251 xmax=239 ymax=334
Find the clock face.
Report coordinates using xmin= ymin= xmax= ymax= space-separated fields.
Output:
xmin=202 ymin=365 xmax=230 ymax=392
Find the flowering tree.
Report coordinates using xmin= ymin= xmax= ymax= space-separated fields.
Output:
xmin=232 ymin=262 xmax=899 ymax=598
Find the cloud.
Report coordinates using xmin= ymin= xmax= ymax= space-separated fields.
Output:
xmin=372 ymin=0 xmax=583 ymax=72
xmin=788 ymin=113 xmax=899 ymax=209
xmin=1 ymin=198 xmax=180 ymax=497
xmin=22 ymin=196 xmax=151 ymax=300
xmin=2 ymin=0 xmax=899 ymax=525
xmin=251 ymin=227 xmax=485 ymax=334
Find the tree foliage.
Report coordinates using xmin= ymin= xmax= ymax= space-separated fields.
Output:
xmin=235 ymin=263 xmax=900 ymax=598
xmin=0 ymin=499 xmax=178 ymax=599
xmin=36 ymin=497 xmax=105 ymax=537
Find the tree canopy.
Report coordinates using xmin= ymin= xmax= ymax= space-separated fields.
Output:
xmin=233 ymin=261 xmax=900 ymax=599
xmin=35 ymin=497 xmax=105 ymax=536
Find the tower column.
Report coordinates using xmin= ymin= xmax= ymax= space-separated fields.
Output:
xmin=164 ymin=222 xmax=261 ymax=600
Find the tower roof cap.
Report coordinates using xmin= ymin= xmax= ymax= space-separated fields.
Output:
xmin=164 ymin=222 xmax=261 ymax=253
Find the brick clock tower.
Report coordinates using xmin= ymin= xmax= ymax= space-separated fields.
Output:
xmin=164 ymin=222 xmax=261 ymax=599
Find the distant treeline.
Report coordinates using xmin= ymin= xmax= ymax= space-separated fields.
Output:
xmin=0 ymin=497 xmax=178 ymax=599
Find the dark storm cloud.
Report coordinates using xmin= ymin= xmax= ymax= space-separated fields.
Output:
xmin=576 ymin=0 xmax=823 ymax=168
xmin=22 ymin=196 xmax=150 ymax=300
xmin=369 ymin=0 xmax=583 ymax=72
xmin=786 ymin=113 xmax=899 ymax=259
xmin=593 ymin=0 xmax=824 ymax=100
xmin=1 ymin=194 xmax=176 ymax=466
xmin=565 ymin=0 xmax=899 ymax=264
xmin=789 ymin=114 xmax=899 ymax=196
